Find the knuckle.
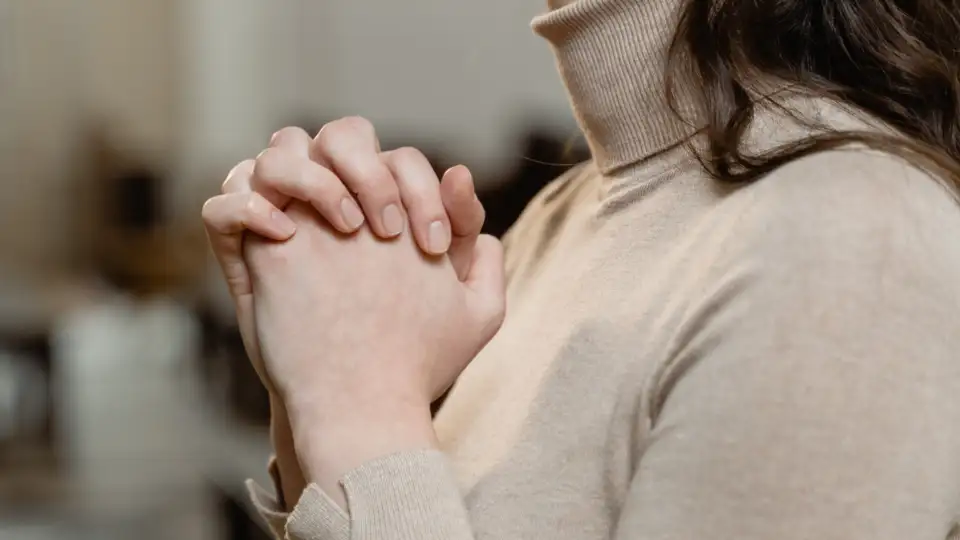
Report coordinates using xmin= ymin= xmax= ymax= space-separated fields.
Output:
xmin=200 ymin=197 xmax=217 ymax=221
xmin=243 ymin=195 xmax=266 ymax=217
xmin=238 ymin=158 xmax=257 ymax=174
xmin=390 ymin=146 xmax=427 ymax=169
xmin=337 ymin=115 xmax=375 ymax=137
xmin=315 ymin=116 xmax=374 ymax=149
xmin=271 ymin=126 xmax=307 ymax=145
xmin=253 ymin=148 xmax=287 ymax=182
xmin=222 ymin=159 xmax=255 ymax=192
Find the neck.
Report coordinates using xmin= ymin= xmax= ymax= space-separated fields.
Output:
xmin=534 ymin=0 xmax=699 ymax=173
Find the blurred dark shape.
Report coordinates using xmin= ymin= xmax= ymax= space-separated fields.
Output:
xmin=111 ymin=168 xmax=163 ymax=231
xmin=479 ymin=129 xmax=589 ymax=238
xmin=215 ymin=484 xmax=273 ymax=540
xmin=83 ymin=127 xmax=206 ymax=298
xmin=197 ymin=306 xmax=271 ymax=426
xmin=0 ymin=334 xmax=57 ymax=482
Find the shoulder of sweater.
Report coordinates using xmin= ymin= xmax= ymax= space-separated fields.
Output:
xmin=738 ymin=145 xmax=959 ymax=233
xmin=715 ymin=90 xmax=960 ymax=265
xmin=647 ymin=148 xmax=960 ymax=421
xmin=714 ymin=145 xmax=960 ymax=291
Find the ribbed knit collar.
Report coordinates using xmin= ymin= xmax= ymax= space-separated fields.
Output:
xmin=533 ymin=0 xmax=699 ymax=174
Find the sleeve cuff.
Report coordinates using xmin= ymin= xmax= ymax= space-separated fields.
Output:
xmin=250 ymin=451 xmax=469 ymax=540
xmin=247 ymin=456 xmax=350 ymax=540
xmin=286 ymin=485 xmax=352 ymax=540
xmin=328 ymin=450 xmax=472 ymax=540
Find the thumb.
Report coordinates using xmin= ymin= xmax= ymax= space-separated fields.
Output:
xmin=464 ymin=234 xmax=506 ymax=339
xmin=441 ymin=165 xmax=485 ymax=281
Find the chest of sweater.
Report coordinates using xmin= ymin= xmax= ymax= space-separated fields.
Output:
xmin=430 ymin=159 xmax=752 ymax=535
xmin=432 ymin=257 xmax=642 ymax=537
xmin=431 ymin=211 xmax=711 ymax=536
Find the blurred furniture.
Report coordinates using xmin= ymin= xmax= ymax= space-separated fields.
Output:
xmin=0 ymin=255 xmax=235 ymax=537
xmin=0 ymin=333 xmax=55 ymax=471
xmin=52 ymin=295 xmax=203 ymax=505
xmin=0 ymin=270 xmax=78 ymax=505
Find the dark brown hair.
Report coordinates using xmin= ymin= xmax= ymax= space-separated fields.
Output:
xmin=666 ymin=0 xmax=960 ymax=186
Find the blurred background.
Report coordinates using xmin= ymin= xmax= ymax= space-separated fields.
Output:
xmin=0 ymin=1 xmax=588 ymax=538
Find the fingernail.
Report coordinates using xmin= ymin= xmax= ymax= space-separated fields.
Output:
xmin=272 ymin=210 xmax=296 ymax=236
xmin=428 ymin=220 xmax=450 ymax=254
xmin=340 ymin=197 xmax=365 ymax=230
xmin=382 ymin=204 xmax=404 ymax=236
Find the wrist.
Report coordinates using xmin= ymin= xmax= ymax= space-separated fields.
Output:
xmin=285 ymin=390 xmax=437 ymax=492
xmin=282 ymin=377 xmax=431 ymax=432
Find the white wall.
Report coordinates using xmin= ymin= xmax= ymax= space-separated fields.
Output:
xmin=293 ymin=0 xmax=574 ymax=179
xmin=176 ymin=0 xmax=302 ymax=177
xmin=179 ymin=0 xmax=575 ymax=205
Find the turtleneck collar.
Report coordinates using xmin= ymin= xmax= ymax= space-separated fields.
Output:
xmin=532 ymin=0 xmax=699 ymax=174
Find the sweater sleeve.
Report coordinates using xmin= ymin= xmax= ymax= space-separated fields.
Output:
xmin=614 ymin=159 xmax=960 ymax=539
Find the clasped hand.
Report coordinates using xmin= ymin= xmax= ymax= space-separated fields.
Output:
xmin=202 ymin=117 xmax=506 ymax=504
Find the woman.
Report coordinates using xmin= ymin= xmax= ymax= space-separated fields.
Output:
xmin=202 ymin=0 xmax=960 ymax=538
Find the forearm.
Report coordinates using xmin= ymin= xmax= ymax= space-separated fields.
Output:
xmin=269 ymin=394 xmax=307 ymax=511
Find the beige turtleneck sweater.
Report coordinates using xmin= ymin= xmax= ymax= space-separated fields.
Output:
xmin=248 ymin=1 xmax=960 ymax=539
